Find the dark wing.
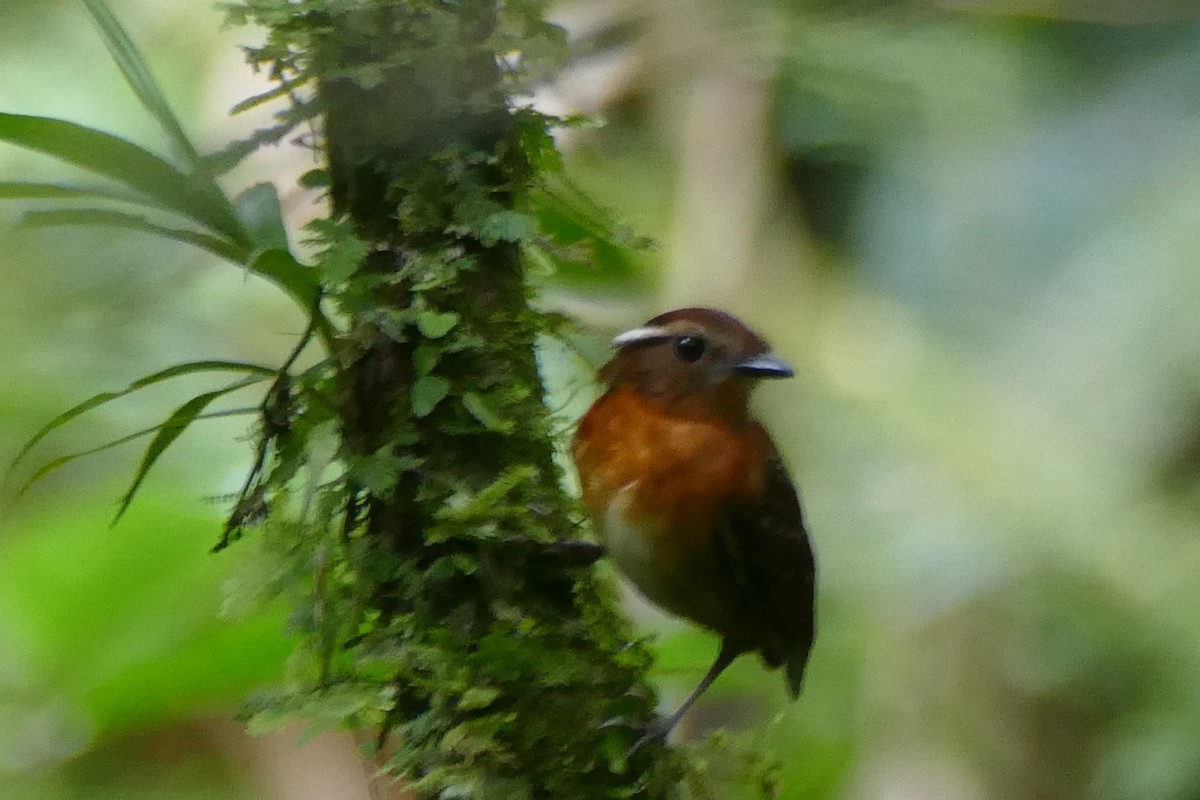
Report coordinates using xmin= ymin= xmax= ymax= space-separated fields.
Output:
xmin=716 ymin=443 xmax=816 ymax=698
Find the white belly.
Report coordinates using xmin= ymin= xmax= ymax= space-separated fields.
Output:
xmin=600 ymin=482 xmax=684 ymax=613
xmin=601 ymin=484 xmax=655 ymax=585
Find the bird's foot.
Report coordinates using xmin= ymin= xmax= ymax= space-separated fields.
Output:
xmin=626 ymin=716 xmax=674 ymax=758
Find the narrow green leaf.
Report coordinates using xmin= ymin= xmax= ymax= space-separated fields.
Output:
xmin=229 ymin=79 xmax=303 ymax=115
xmin=21 ymin=208 xmax=246 ymax=263
xmin=235 ymin=183 xmax=289 ymax=250
xmin=417 ymin=310 xmax=459 ymax=339
xmin=0 ymin=181 xmax=145 ymax=203
xmin=16 ymin=407 xmax=257 ymax=495
xmin=412 ymin=375 xmax=451 ymax=418
xmin=461 ymin=392 xmax=513 ymax=433
xmin=247 ymin=248 xmax=332 ymax=346
xmin=248 ymin=248 xmax=316 ymax=297
xmin=80 ymin=0 xmax=201 ymax=168
xmin=114 ymin=379 xmax=262 ymax=523
xmin=201 ymin=123 xmax=295 ymax=177
xmin=20 ymin=210 xmax=331 ymax=344
xmin=0 ymin=113 xmax=243 ymax=241
xmin=10 ymin=360 xmax=275 ymax=469
xmin=528 ymin=175 xmax=655 ymax=284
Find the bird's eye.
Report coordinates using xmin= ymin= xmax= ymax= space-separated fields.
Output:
xmin=673 ymin=335 xmax=706 ymax=362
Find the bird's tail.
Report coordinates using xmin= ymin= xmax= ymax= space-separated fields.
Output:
xmin=784 ymin=632 xmax=814 ymax=699
xmin=784 ymin=652 xmax=807 ymax=699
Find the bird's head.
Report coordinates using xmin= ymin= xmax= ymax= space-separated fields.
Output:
xmin=599 ymin=308 xmax=793 ymax=422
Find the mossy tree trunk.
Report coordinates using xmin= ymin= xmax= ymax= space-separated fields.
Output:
xmin=226 ymin=1 xmax=681 ymax=797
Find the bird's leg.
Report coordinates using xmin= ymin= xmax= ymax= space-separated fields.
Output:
xmin=631 ymin=642 xmax=739 ymax=754
xmin=659 ymin=643 xmax=738 ymax=735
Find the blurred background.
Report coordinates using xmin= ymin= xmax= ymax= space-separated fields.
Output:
xmin=3 ymin=0 xmax=1200 ymax=798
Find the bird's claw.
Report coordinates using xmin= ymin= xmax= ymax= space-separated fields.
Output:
xmin=627 ymin=717 xmax=671 ymax=758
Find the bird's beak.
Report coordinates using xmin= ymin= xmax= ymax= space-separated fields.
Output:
xmin=734 ymin=352 xmax=794 ymax=379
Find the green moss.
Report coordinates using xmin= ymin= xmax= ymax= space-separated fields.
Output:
xmin=220 ymin=1 xmax=683 ymax=796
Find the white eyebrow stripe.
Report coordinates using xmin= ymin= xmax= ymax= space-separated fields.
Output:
xmin=612 ymin=326 xmax=671 ymax=347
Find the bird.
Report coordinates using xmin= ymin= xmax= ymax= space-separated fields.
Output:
xmin=572 ymin=307 xmax=816 ymax=740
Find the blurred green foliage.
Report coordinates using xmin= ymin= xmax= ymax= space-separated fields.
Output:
xmin=3 ymin=0 xmax=1200 ymax=799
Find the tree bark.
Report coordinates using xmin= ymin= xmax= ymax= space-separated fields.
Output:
xmin=235 ymin=2 xmax=681 ymax=797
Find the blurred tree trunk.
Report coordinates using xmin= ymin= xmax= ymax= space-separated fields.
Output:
xmin=648 ymin=0 xmax=776 ymax=308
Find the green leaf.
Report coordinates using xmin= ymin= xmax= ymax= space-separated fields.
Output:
xmin=412 ymin=375 xmax=451 ymax=418
xmin=247 ymin=247 xmax=318 ymax=300
xmin=80 ymin=0 xmax=201 ymax=168
xmin=461 ymin=393 xmax=513 ymax=433
xmin=0 ymin=181 xmax=146 ymax=203
xmin=114 ymin=379 xmax=263 ymax=523
xmin=527 ymin=175 xmax=654 ymax=284
xmin=10 ymin=360 xmax=275 ymax=469
xmin=417 ymin=310 xmax=459 ymax=339
xmin=0 ymin=113 xmax=243 ymax=241
xmin=229 ymin=78 xmax=303 ymax=116
xmin=304 ymin=218 xmax=366 ymax=283
xmin=435 ymin=466 xmax=539 ymax=525
xmin=478 ymin=210 xmax=536 ymax=245
xmin=345 ymin=452 xmax=421 ymax=497
xmin=201 ymin=125 xmax=293 ymax=177
xmin=21 ymin=208 xmax=246 ymax=263
xmin=235 ymin=183 xmax=289 ymax=250
xmin=299 ymin=169 xmax=330 ymax=189
xmin=458 ymin=686 xmax=501 ymax=711
xmin=18 ymin=208 xmax=330 ymax=346
xmin=602 ymin=728 xmax=630 ymax=775
xmin=247 ymin=249 xmax=330 ymax=343
xmin=15 ymin=407 xmax=257 ymax=495
xmin=412 ymin=344 xmax=440 ymax=376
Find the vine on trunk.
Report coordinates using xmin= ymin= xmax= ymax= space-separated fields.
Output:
xmin=220 ymin=1 xmax=681 ymax=796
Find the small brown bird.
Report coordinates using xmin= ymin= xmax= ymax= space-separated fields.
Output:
xmin=572 ymin=308 xmax=816 ymax=737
